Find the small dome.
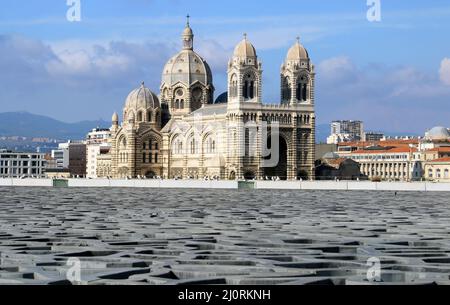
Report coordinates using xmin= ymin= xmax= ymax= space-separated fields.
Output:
xmin=426 ymin=126 xmax=450 ymax=141
xmin=323 ymin=152 xmax=340 ymax=159
xmin=125 ymin=82 xmax=160 ymax=111
xmin=214 ymin=92 xmax=228 ymax=104
xmin=112 ymin=112 xmax=119 ymax=122
xmin=286 ymin=38 xmax=309 ymax=61
xmin=183 ymin=25 xmax=193 ymax=37
xmin=233 ymin=35 xmax=257 ymax=58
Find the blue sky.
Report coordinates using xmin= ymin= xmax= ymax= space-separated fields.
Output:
xmin=0 ymin=0 xmax=450 ymax=134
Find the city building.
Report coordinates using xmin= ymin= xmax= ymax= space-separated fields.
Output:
xmin=105 ymin=19 xmax=316 ymax=180
xmin=424 ymin=157 xmax=450 ymax=182
xmin=0 ymin=149 xmax=46 ymax=178
xmin=67 ymin=141 xmax=87 ymax=178
xmin=45 ymin=168 xmax=71 ymax=179
xmin=315 ymin=152 xmax=364 ymax=180
xmin=86 ymin=128 xmax=111 ymax=178
xmin=50 ymin=144 xmax=69 ymax=169
xmin=327 ymin=120 xmax=364 ymax=144
xmin=48 ymin=141 xmax=87 ymax=177
xmin=334 ymin=126 xmax=450 ymax=181
xmin=364 ymin=132 xmax=385 ymax=142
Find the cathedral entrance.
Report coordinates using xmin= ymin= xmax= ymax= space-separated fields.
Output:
xmin=297 ymin=170 xmax=309 ymax=180
xmin=244 ymin=171 xmax=255 ymax=180
xmin=263 ymin=135 xmax=288 ymax=180
xmin=229 ymin=171 xmax=236 ymax=180
xmin=145 ymin=171 xmax=156 ymax=179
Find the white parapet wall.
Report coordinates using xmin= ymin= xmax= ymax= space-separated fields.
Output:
xmin=301 ymin=181 xmax=349 ymax=190
xmin=425 ymin=182 xmax=450 ymax=192
xmin=347 ymin=181 xmax=377 ymax=191
xmin=376 ymin=182 xmax=426 ymax=192
xmin=0 ymin=178 xmax=53 ymax=187
xmin=1 ymin=178 xmax=450 ymax=192
xmin=68 ymin=179 xmax=111 ymax=188
xmin=65 ymin=179 xmax=238 ymax=189
xmin=254 ymin=181 xmax=450 ymax=192
xmin=255 ymin=181 xmax=301 ymax=190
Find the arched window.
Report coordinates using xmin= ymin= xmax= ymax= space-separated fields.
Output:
xmin=204 ymin=136 xmax=216 ymax=154
xmin=445 ymin=169 xmax=449 ymax=178
xmin=282 ymin=77 xmax=291 ymax=102
xmin=428 ymin=169 xmax=433 ymax=178
xmin=296 ymin=75 xmax=308 ymax=101
xmin=172 ymin=136 xmax=183 ymax=155
xmin=243 ymin=73 xmax=256 ymax=100
xmin=147 ymin=111 xmax=152 ymax=122
xmin=188 ymin=137 xmax=198 ymax=155
xmin=137 ymin=111 xmax=143 ymax=122
xmin=230 ymin=74 xmax=238 ymax=98
xmin=437 ymin=169 xmax=442 ymax=178
xmin=243 ymin=81 xmax=248 ymax=99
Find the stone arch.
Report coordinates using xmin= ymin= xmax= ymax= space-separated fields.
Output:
xmin=243 ymin=71 xmax=257 ymax=100
xmin=263 ymin=133 xmax=289 ymax=180
xmin=202 ymin=132 xmax=216 ymax=154
xmin=282 ymin=76 xmax=291 ymax=102
xmin=244 ymin=171 xmax=256 ymax=180
xmin=297 ymin=170 xmax=309 ymax=180
xmin=145 ymin=171 xmax=156 ymax=179
xmin=171 ymin=134 xmax=184 ymax=155
xmin=229 ymin=73 xmax=238 ymax=98
xmin=137 ymin=110 xmax=143 ymax=122
xmin=296 ymin=74 xmax=309 ymax=102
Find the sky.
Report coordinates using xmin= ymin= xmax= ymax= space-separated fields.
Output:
xmin=0 ymin=0 xmax=449 ymax=134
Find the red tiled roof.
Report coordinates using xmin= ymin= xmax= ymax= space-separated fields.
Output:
xmin=429 ymin=157 xmax=450 ymax=163
xmin=351 ymin=147 xmax=417 ymax=155
xmin=338 ymin=139 xmax=419 ymax=147
xmin=427 ymin=147 xmax=450 ymax=152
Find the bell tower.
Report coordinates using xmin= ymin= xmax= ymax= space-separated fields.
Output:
xmin=227 ymin=34 xmax=262 ymax=109
xmin=280 ymin=37 xmax=314 ymax=105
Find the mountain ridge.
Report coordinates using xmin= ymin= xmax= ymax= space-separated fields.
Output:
xmin=0 ymin=111 xmax=110 ymax=140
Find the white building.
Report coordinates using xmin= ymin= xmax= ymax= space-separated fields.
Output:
xmin=327 ymin=120 xmax=364 ymax=144
xmin=51 ymin=146 xmax=68 ymax=168
xmin=86 ymin=128 xmax=111 ymax=178
xmin=0 ymin=149 xmax=46 ymax=178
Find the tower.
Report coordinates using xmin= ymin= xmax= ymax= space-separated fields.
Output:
xmin=280 ymin=37 xmax=315 ymax=105
xmin=227 ymin=34 xmax=263 ymax=109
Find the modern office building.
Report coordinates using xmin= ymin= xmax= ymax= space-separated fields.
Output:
xmin=364 ymin=132 xmax=385 ymax=142
xmin=0 ymin=149 xmax=47 ymax=178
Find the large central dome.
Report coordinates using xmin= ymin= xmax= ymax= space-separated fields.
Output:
xmin=161 ymin=19 xmax=213 ymax=88
xmin=162 ymin=50 xmax=212 ymax=87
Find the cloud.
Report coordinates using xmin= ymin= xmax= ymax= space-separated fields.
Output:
xmin=440 ymin=58 xmax=450 ymax=86
xmin=316 ymin=56 xmax=450 ymax=133
xmin=0 ymin=34 xmax=232 ymax=122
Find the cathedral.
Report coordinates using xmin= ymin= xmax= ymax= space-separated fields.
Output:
xmin=106 ymin=18 xmax=316 ymax=181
